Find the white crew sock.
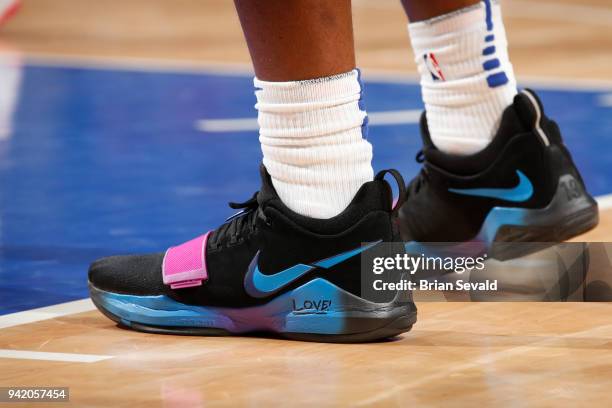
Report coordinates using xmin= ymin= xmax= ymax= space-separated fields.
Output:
xmin=408 ymin=0 xmax=518 ymax=155
xmin=255 ymin=69 xmax=374 ymax=219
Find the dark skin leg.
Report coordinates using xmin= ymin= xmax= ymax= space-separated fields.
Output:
xmin=400 ymin=0 xmax=480 ymax=22
xmin=234 ymin=0 xmax=355 ymax=82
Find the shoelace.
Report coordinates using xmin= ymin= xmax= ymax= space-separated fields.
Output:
xmin=406 ymin=150 xmax=430 ymax=196
xmin=208 ymin=192 xmax=261 ymax=249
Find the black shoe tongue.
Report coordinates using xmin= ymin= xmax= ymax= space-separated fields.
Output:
xmin=418 ymin=112 xmax=436 ymax=151
xmin=513 ymin=89 xmax=544 ymax=131
xmin=257 ymin=164 xmax=279 ymax=206
xmin=495 ymin=93 xmax=530 ymax=138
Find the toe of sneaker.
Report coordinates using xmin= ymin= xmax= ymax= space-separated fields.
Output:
xmin=88 ymin=253 xmax=166 ymax=295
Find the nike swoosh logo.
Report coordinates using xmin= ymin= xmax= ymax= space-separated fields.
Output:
xmin=448 ymin=170 xmax=533 ymax=202
xmin=244 ymin=241 xmax=381 ymax=298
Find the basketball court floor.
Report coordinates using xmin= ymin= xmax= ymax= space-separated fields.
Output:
xmin=1 ymin=0 xmax=611 ymax=406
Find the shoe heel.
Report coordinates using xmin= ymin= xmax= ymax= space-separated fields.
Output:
xmin=490 ymin=174 xmax=599 ymax=259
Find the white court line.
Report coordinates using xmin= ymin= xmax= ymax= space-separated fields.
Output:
xmin=0 ymin=298 xmax=95 ymax=330
xmin=368 ymin=109 xmax=422 ymax=125
xmin=0 ymin=299 xmax=112 ymax=363
xmin=0 ymin=349 xmax=112 ymax=363
xmin=196 ymin=117 xmax=258 ymax=133
xmin=599 ymin=94 xmax=612 ymax=107
xmin=195 ymin=109 xmax=422 ymax=133
xmin=597 ymin=194 xmax=612 ymax=210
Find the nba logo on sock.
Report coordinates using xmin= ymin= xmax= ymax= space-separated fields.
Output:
xmin=424 ymin=53 xmax=445 ymax=81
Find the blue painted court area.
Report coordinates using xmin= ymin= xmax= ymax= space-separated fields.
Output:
xmin=1 ymin=63 xmax=611 ymax=314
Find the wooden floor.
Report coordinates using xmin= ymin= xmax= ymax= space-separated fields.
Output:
xmin=3 ymin=303 xmax=612 ymax=406
xmin=1 ymin=0 xmax=612 ymax=406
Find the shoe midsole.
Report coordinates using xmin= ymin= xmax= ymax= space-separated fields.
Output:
xmin=89 ymin=278 xmax=415 ymax=335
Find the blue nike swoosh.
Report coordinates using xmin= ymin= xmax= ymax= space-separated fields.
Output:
xmin=448 ymin=170 xmax=534 ymax=202
xmin=244 ymin=241 xmax=381 ymax=298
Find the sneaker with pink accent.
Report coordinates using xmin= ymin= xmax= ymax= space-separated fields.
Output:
xmin=88 ymin=166 xmax=417 ymax=342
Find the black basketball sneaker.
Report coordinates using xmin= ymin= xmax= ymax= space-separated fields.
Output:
xmin=399 ymin=89 xmax=598 ymax=259
xmin=89 ymin=166 xmax=416 ymax=343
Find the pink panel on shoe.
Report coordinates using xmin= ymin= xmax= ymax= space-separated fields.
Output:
xmin=162 ymin=232 xmax=211 ymax=289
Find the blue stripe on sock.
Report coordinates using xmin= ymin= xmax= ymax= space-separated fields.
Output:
xmin=487 ymin=72 xmax=509 ymax=88
xmin=485 ymin=34 xmax=495 ymax=42
xmin=358 ymin=96 xmax=366 ymax=112
xmin=483 ymin=58 xmax=501 ymax=71
xmin=361 ymin=115 xmax=369 ymax=139
xmin=355 ymin=68 xmax=369 ymax=139
xmin=355 ymin=68 xmax=366 ymax=111
xmin=483 ymin=46 xmax=496 ymax=56
xmin=483 ymin=0 xmax=493 ymax=31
